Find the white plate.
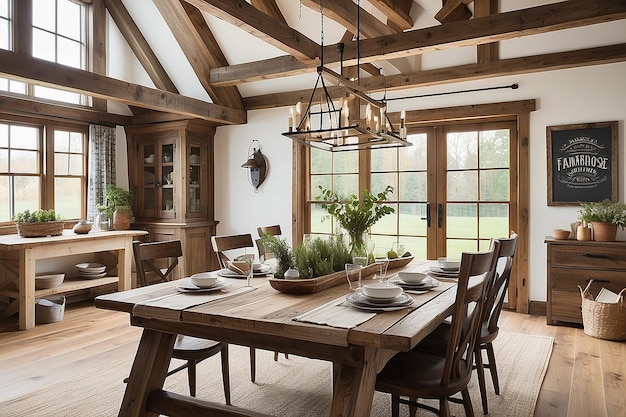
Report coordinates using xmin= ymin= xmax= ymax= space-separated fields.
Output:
xmin=428 ymin=266 xmax=459 ymax=277
xmin=392 ymin=276 xmax=441 ymax=290
xmin=344 ymin=296 xmax=414 ymax=312
xmin=175 ymin=278 xmax=230 ymax=293
xmin=76 ymin=262 xmax=106 ymax=273
xmin=348 ymin=290 xmax=414 ymax=307
xmin=79 ymin=271 xmax=107 ymax=279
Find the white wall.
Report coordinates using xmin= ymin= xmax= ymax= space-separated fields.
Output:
xmin=213 ymin=62 xmax=626 ymax=303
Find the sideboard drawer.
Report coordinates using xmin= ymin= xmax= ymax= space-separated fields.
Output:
xmin=550 ymin=268 xmax=626 ymax=293
xmin=551 ymin=245 xmax=626 ymax=269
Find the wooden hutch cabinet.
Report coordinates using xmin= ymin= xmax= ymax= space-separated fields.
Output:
xmin=125 ymin=120 xmax=219 ymax=277
xmin=545 ymin=238 xmax=626 ymax=325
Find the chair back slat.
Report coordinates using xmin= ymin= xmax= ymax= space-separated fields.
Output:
xmin=211 ymin=234 xmax=255 ymax=269
xmin=133 ymin=240 xmax=183 ymax=287
xmin=443 ymin=246 xmax=498 ymax=384
xmin=256 ymin=225 xmax=282 ymax=262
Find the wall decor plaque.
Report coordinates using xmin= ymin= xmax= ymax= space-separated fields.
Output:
xmin=547 ymin=121 xmax=618 ymax=206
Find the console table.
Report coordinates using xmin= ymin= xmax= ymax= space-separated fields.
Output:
xmin=0 ymin=229 xmax=147 ymax=330
xmin=545 ymin=237 xmax=626 ymax=325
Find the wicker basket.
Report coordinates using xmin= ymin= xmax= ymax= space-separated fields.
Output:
xmin=578 ymin=280 xmax=626 ymax=341
xmin=16 ymin=221 xmax=64 ymax=238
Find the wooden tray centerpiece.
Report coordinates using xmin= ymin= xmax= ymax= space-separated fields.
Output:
xmin=268 ymin=255 xmax=414 ymax=294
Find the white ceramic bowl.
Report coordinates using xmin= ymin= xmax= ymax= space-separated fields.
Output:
xmin=35 ymin=273 xmax=65 ymax=289
xmin=144 ymin=154 xmax=154 ymax=163
xmin=190 ymin=272 xmax=218 ymax=288
xmin=361 ymin=282 xmax=403 ymax=299
xmin=397 ymin=271 xmax=428 ymax=283
xmin=437 ymin=258 xmax=461 ymax=271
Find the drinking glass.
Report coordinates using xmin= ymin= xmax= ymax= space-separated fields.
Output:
xmin=375 ymin=258 xmax=390 ymax=282
xmin=243 ymin=248 xmax=254 ymax=287
xmin=345 ymin=263 xmax=362 ymax=290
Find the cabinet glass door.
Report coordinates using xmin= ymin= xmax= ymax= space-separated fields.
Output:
xmin=160 ymin=143 xmax=175 ymax=218
xmin=188 ymin=145 xmax=202 ymax=214
xmin=140 ymin=144 xmax=157 ymax=216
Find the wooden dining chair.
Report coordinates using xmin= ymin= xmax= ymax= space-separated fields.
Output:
xmin=256 ymin=224 xmax=282 ymax=263
xmin=211 ymin=233 xmax=260 ymax=382
xmin=474 ymin=232 xmax=518 ymax=414
xmin=375 ymin=247 xmax=497 ymax=417
xmin=132 ymin=240 xmax=230 ymax=404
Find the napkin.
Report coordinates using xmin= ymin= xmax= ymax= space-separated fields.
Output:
xmin=293 ymin=296 xmax=376 ymax=329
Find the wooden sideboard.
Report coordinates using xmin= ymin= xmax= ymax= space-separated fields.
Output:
xmin=0 ymin=230 xmax=147 ymax=330
xmin=545 ymin=238 xmax=626 ymax=325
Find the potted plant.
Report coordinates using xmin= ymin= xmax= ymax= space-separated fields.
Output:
xmin=97 ymin=185 xmax=133 ymax=230
xmin=578 ymin=199 xmax=626 ymax=241
xmin=13 ymin=209 xmax=64 ymax=237
xmin=316 ymin=185 xmax=395 ymax=257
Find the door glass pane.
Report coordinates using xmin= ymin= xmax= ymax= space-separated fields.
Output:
xmin=447 ymin=171 xmax=477 ymax=201
xmin=480 ymin=129 xmax=509 ymax=168
xmin=333 ymin=174 xmax=358 ymax=197
xmin=447 ymin=131 xmax=478 ymax=170
xmin=399 ymin=134 xmax=427 ymax=171
xmin=399 ymin=172 xmax=427 ymax=201
xmin=371 ymin=172 xmax=396 ymax=197
xmin=332 ymin=151 xmax=358 ymax=173
xmin=479 ymin=203 xmax=509 ymax=239
xmin=371 ymin=147 xmax=397 ymax=171
xmin=447 ymin=203 xmax=477 ymax=239
xmin=480 ymin=169 xmax=509 ymax=200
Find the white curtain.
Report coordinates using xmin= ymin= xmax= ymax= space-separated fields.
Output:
xmin=87 ymin=124 xmax=116 ymax=221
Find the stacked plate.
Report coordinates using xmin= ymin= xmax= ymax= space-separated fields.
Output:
xmin=218 ymin=265 xmax=272 ymax=278
xmin=76 ymin=262 xmax=107 ymax=279
xmin=175 ymin=278 xmax=230 ymax=293
xmin=428 ymin=266 xmax=460 ymax=280
xmin=345 ymin=288 xmax=414 ymax=312
xmin=392 ymin=275 xmax=441 ymax=290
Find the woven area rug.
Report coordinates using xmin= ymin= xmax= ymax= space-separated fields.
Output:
xmin=0 ymin=331 xmax=552 ymax=417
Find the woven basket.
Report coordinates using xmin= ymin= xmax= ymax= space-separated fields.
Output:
xmin=578 ymin=280 xmax=626 ymax=341
xmin=16 ymin=221 xmax=64 ymax=238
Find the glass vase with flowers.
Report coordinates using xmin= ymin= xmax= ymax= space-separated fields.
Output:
xmin=317 ymin=185 xmax=395 ymax=258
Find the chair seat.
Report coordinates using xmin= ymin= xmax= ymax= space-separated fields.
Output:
xmin=173 ymin=336 xmax=223 ymax=359
xmin=377 ymin=350 xmax=472 ymax=399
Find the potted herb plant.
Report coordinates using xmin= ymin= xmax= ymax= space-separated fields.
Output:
xmin=316 ymin=185 xmax=395 ymax=257
xmin=578 ymin=199 xmax=626 ymax=241
xmin=97 ymin=185 xmax=133 ymax=230
xmin=13 ymin=209 xmax=64 ymax=237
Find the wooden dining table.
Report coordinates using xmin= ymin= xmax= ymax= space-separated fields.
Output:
xmin=95 ymin=260 xmax=458 ymax=417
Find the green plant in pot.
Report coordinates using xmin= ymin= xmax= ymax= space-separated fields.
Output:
xmin=13 ymin=209 xmax=64 ymax=237
xmin=97 ymin=185 xmax=133 ymax=230
xmin=316 ymin=185 xmax=395 ymax=258
xmin=578 ymin=199 xmax=626 ymax=241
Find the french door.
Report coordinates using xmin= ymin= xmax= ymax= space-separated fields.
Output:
xmin=369 ymin=120 xmax=517 ymax=261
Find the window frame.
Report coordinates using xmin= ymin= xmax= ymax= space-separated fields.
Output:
xmin=0 ymin=113 xmax=88 ymax=225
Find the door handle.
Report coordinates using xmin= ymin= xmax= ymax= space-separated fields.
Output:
xmin=437 ymin=203 xmax=443 ymax=228
xmin=420 ymin=203 xmax=431 ymax=228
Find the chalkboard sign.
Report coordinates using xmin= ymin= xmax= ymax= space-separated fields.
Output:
xmin=547 ymin=121 xmax=618 ymax=206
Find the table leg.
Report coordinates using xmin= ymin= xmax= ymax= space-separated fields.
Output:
xmin=329 ymin=347 xmax=396 ymax=417
xmin=118 ymin=329 xmax=175 ymax=417
xmin=118 ymin=238 xmax=133 ymax=291
xmin=18 ymin=248 xmax=35 ymax=330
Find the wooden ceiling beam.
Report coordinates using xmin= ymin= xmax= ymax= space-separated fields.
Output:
xmin=181 ymin=0 xmax=320 ymax=62
xmin=301 ymin=0 xmax=396 ymax=39
xmin=153 ymin=0 xmax=244 ymax=110
xmin=0 ymin=50 xmax=246 ymax=125
xmin=0 ymin=93 xmax=132 ymax=126
xmin=104 ymin=0 xmax=178 ymax=93
xmin=474 ymin=0 xmax=498 ymax=64
xmin=212 ymin=0 xmax=626 ymax=86
xmin=250 ymin=0 xmax=287 ymax=24
xmin=435 ymin=0 xmax=473 ymax=24
xmin=242 ymin=43 xmax=626 ymax=110
xmin=368 ymin=0 xmax=413 ymax=31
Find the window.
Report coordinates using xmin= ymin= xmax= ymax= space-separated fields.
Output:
xmin=0 ymin=0 xmax=89 ymax=103
xmin=0 ymin=117 xmax=87 ymax=223
xmin=32 ymin=0 xmax=86 ymax=104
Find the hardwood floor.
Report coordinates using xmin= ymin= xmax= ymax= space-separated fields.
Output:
xmin=1 ymin=301 xmax=624 ymax=416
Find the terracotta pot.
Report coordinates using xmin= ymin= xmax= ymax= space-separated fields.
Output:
xmin=112 ymin=207 xmax=132 ymax=230
xmin=590 ymin=221 xmax=617 ymax=242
